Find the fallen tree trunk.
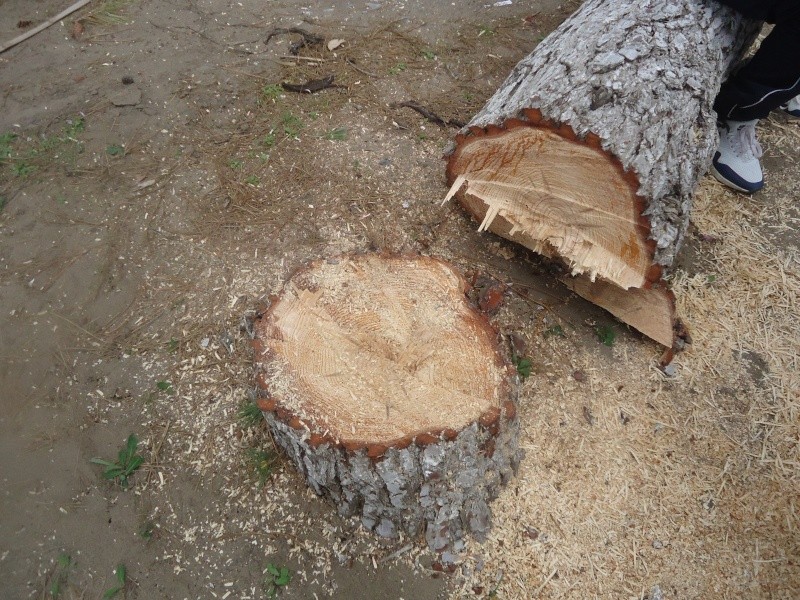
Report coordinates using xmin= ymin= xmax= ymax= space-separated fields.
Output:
xmin=445 ymin=0 xmax=760 ymax=347
xmin=253 ymin=254 xmax=520 ymax=557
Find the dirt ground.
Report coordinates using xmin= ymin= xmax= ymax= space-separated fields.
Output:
xmin=1 ymin=1 xmax=798 ymax=599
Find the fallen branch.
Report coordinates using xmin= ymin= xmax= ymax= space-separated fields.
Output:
xmin=281 ymin=75 xmax=338 ymax=94
xmin=391 ymin=100 xmax=465 ymax=128
xmin=0 ymin=0 xmax=93 ymax=54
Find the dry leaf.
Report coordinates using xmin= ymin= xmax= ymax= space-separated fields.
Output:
xmin=327 ymin=38 xmax=345 ymax=51
xmin=71 ymin=20 xmax=85 ymax=40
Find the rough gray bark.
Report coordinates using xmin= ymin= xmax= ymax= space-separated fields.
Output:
xmin=462 ymin=0 xmax=759 ymax=267
xmin=262 ymin=404 xmax=520 ymax=558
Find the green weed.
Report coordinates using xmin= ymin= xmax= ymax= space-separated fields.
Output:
xmin=106 ymin=144 xmax=124 ymax=156
xmin=389 ymin=62 xmax=407 ymax=75
xmin=156 ymin=380 xmax=173 ymax=394
xmin=261 ymin=84 xmax=284 ymax=102
xmin=247 ymin=448 xmax=278 ymax=486
xmin=324 ymin=127 xmax=348 ymax=141
xmin=166 ymin=338 xmax=179 ymax=353
xmin=478 ymin=25 xmax=495 ymax=37
xmin=63 ymin=117 xmax=85 ymax=139
xmin=244 ymin=175 xmax=260 ymax=186
xmin=48 ymin=552 xmax=74 ymax=598
xmin=595 ymin=324 xmax=616 ymax=347
xmin=12 ymin=161 xmax=34 ymax=177
xmin=90 ymin=434 xmax=144 ymax=489
xmin=0 ymin=132 xmax=16 ymax=161
xmin=281 ymin=113 xmax=303 ymax=138
xmin=238 ymin=400 xmax=264 ymax=427
xmin=228 ymin=159 xmax=243 ymax=170
xmin=263 ymin=563 xmax=291 ymax=598
xmin=102 ymin=564 xmax=127 ymax=599
xmin=421 ymin=49 xmax=436 ymax=60
xmin=138 ymin=520 xmax=155 ymax=540
xmin=513 ymin=356 xmax=532 ymax=381
xmin=543 ymin=324 xmax=565 ymax=338
xmin=261 ymin=132 xmax=277 ymax=148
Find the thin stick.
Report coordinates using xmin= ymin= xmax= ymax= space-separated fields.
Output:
xmin=0 ymin=0 xmax=93 ymax=54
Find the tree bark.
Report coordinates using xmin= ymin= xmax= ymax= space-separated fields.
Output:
xmin=445 ymin=0 xmax=759 ymax=347
xmin=253 ymin=254 xmax=520 ymax=556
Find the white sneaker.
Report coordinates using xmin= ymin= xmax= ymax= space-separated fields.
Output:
xmin=711 ymin=120 xmax=764 ymax=194
xmin=780 ymin=95 xmax=800 ymax=118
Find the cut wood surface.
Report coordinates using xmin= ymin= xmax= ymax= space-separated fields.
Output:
xmin=253 ymin=254 xmax=520 ymax=554
xmin=445 ymin=0 xmax=760 ymax=347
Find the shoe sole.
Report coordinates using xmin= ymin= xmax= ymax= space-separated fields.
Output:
xmin=711 ymin=165 xmax=762 ymax=194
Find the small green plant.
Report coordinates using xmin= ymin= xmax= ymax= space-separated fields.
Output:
xmin=513 ymin=356 xmax=532 ymax=381
xmin=102 ymin=564 xmax=127 ymax=599
xmin=166 ymin=338 xmax=179 ymax=353
xmin=257 ymin=152 xmax=270 ymax=163
xmin=106 ymin=144 xmax=124 ymax=156
xmin=12 ymin=161 xmax=34 ymax=177
xmin=48 ymin=552 xmax=74 ymax=598
xmin=228 ymin=158 xmax=243 ymax=170
xmin=543 ymin=324 xmax=565 ymax=338
xmin=421 ymin=49 xmax=436 ymax=60
xmin=389 ymin=62 xmax=407 ymax=75
xmin=281 ymin=113 xmax=303 ymax=138
xmin=138 ymin=520 xmax=155 ymax=540
xmin=0 ymin=196 xmax=6 ymax=213
xmin=63 ymin=117 xmax=85 ymax=139
xmin=248 ymin=448 xmax=278 ymax=486
xmin=0 ymin=132 xmax=16 ymax=161
xmin=261 ymin=132 xmax=277 ymax=148
xmin=156 ymin=380 xmax=173 ymax=393
xmin=263 ymin=563 xmax=291 ymax=598
xmin=261 ymin=84 xmax=284 ymax=102
xmin=324 ymin=127 xmax=348 ymax=141
xmin=244 ymin=175 xmax=260 ymax=186
xmin=90 ymin=434 xmax=144 ymax=489
xmin=478 ymin=25 xmax=495 ymax=37
xmin=595 ymin=324 xmax=616 ymax=347
xmin=239 ymin=400 xmax=265 ymax=427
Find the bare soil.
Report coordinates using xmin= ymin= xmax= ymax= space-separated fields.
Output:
xmin=1 ymin=1 xmax=797 ymax=599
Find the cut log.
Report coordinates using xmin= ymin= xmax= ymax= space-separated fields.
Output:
xmin=445 ymin=0 xmax=760 ymax=347
xmin=253 ymin=254 xmax=520 ymax=555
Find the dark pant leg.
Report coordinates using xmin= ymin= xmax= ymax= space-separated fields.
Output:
xmin=713 ymin=0 xmax=800 ymax=121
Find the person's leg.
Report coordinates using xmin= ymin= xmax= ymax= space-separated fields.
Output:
xmin=714 ymin=0 xmax=800 ymax=120
xmin=711 ymin=0 xmax=800 ymax=192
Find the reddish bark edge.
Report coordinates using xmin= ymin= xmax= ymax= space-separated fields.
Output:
xmin=252 ymin=253 xmax=519 ymax=461
xmin=445 ymin=107 xmax=664 ymax=287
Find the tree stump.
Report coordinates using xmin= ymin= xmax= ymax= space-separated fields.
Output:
xmin=253 ymin=254 xmax=520 ymax=555
xmin=445 ymin=0 xmax=760 ymax=347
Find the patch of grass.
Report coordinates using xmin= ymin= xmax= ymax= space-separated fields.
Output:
xmin=156 ymin=380 xmax=173 ymax=394
xmin=261 ymin=132 xmax=277 ymax=148
xmin=261 ymin=84 xmax=284 ymax=102
xmin=244 ymin=175 xmax=260 ymax=186
xmin=421 ymin=49 xmax=436 ymax=60
xmin=0 ymin=132 xmax=17 ymax=162
xmin=106 ymin=144 xmax=124 ymax=156
xmin=63 ymin=117 xmax=85 ymax=139
xmin=281 ymin=113 xmax=304 ymax=138
xmin=228 ymin=158 xmax=243 ymax=170
xmin=324 ymin=127 xmax=348 ymax=141
xmin=389 ymin=62 xmax=407 ymax=75
xmin=595 ymin=324 xmax=616 ymax=347
xmin=543 ymin=324 xmax=565 ymax=338
xmin=102 ymin=564 xmax=127 ymax=599
xmin=238 ymin=400 xmax=264 ymax=428
xmin=247 ymin=448 xmax=278 ymax=486
xmin=48 ymin=552 xmax=74 ymax=598
xmin=12 ymin=161 xmax=34 ymax=177
xmin=84 ymin=0 xmax=132 ymax=26
xmin=90 ymin=434 xmax=144 ymax=489
xmin=138 ymin=520 xmax=155 ymax=541
xmin=263 ymin=563 xmax=291 ymax=598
